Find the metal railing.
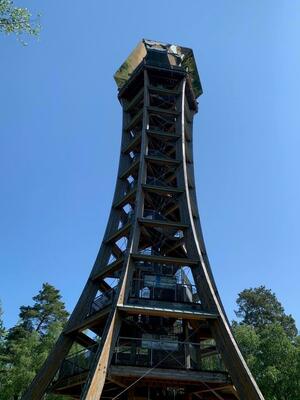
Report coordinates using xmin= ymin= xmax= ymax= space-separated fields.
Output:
xmin=138 ymin=247 xmax=161 ymax=256
xmin=119 ymin=210 xmax=134 ymax=228
xmin=146 ymin=176 xmax=173 ymax=187
xmin=130 ymin=278 xmax=200 ymax=305
xmin=143 ymin=209 xmax=166 ymax=221
xmin=147 ymin=149 xmax=175 ymax=160
xmin=135 ymin=262 xmax=181 ymax=276
xmin=56 ymin=345 xmax=97 ymax=381
xmin=88 ymin=288 xmax=117 ymax=316
xmin=114 ymin=337 xmax=226 ymax=372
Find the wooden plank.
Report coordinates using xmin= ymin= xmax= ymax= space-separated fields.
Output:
xmin=92 ymin=258 xmax=124 ymax=281
xmin=113 ymin=188 xmax=137 ymax=209
xmin=125 ymin=109 xmax=143 ymax=131
xmin=83 ymin=311 xmax=121 ymax=400
xmin=118 ymin=304 xmax=218 ymax=321
xmin=104 ymin=222 xmax=131 ymax=244
xmin=131 ymin=253 xmax=199 ymax=266
xmin=52 ymin=371 xmax=87 ymax=391
xmin=147 ymin=105 xmax=180 ymax=116
xmin=145 ymin=154 xmax=180 ymax=166
xmin=138 ymin=217 xmax=188 ymax=229
xmin=65 ymin=307 xmax=110 ymax=335
xmin=75 ymin=332 xmax=97 ymax=349
xmin=147 ymin=129 xmax=180 ymax=140
xmin=124 ymin=87 xmax=144 ymax=112
xmin=119 ymin=158 xmax=140 ymax=179
xmin=194 ymin=384 xmax=232 ymax=395
xmin=109 ymin=366 xmax=230 ymax=385
xmin=148 ymin=84 xmax=181 ymax=96
xmin=122 ymin=134 xmax=141 ymax=154
xmin=142 ymin=183 xmax=184 ymax=194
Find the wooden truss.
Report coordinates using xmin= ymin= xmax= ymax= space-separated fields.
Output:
xmin=22 ymin=41 xmax=265 ymax=400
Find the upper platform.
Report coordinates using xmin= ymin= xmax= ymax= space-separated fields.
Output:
xmin=114 ymin=39 xmax=203 ymax=98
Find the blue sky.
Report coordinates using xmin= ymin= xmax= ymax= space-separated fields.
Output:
xmin=1 ymin=1 xmax=300 ymax=329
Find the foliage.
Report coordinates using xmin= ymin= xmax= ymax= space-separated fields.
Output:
xmin=19 ymin=282 xmax=69 ymax=334
xmin=0 ymin=0 xmax=40 ymax=40
xmin=0 ymin=283 xmax=69 ymax=400
xmin=233 ymin=286 xmax=300 ymax=400
xmin=235 ymin=285 xmax=297 ymax=338
xmin=0 ymin=302 xmax=6 ymax=377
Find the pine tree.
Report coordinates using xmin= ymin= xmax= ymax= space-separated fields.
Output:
xmin=19 ymin=282 xmax=69 ymax=334
xmin=0 ymin=284 xmax=69 ymax=399
xmin=235 ymin=286 xmax=297 ymax=338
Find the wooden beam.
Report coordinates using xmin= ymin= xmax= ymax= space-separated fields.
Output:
xmin=75 ymin=332 xmax=97 ymax=349
xmin=125 ymin=108 xmax=143 ymax=131
xmin=194 ymin=384 xmax=232 ymax=395
xmin=138 ymin=218 xmax=188 ymax=229
xmin=109 ymin=366 xmax=230 ymax=385
xmin=142 ymin=183 xmax=184 ymax=194
xmin=65 ymin=307 xmax=110 ymax=335
xmin=147 ymin=105 xmax=180 ymax=116
xmin=52 ymin=371 xmax=87 ymax=392
xmin=131 ymin=253 xmax=199 ymax=266
xmin=148 ymin=84 xmax=181 ymax=96
xmin=118 ymin=304 xmax=218 ymax=321
xmin=91 ymin=258 xmax=124 ymax=281
xmin=147 ymin=129 xmax=180 ymax=140
xmin=83 ymin=311 xmax=120 ymax=400
xmin=113 ymin=187 xmax=136 ymax=209
xmin=104 ymin=222 xmax=131 ymax=244
xmin=124 ymin=87 xmax=144 ymax=112
xmin=145 ymin=154 xmax=180 ymax=166
xmin=119 ymin=158 xmax=140 ymax=179
xmin=122 ymin=134 xmax=141 ymax=154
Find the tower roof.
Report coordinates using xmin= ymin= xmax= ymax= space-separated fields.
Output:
xmin=114 ymin=39 xmax=203 ymax=98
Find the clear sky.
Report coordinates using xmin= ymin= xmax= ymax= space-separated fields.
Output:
xmin=1 ymin=1 xmax=300 ymax=329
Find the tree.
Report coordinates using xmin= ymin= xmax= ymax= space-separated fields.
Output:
xmin=235 ymin=285 xmax=297 ymax=338
xmin=0 ymin=0 xmax=40 ymax=39
xmin=19 ymin=282 xmax=69 ymax=335
xmin=0 ymin=284 xmax=69 ymax=400
xmin=0 ymin=302 xmax=6 ymax=377
xmin=232 ymin=323 xmax=260 ymax=375
xmin=19 ymin=283 xmax=68 ymax=336
xmin=233 ymin=286 xmax=300 ymax=400
xmin=0 ymin=328 xmax=41 ymax=400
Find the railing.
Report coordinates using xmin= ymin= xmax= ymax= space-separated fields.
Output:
xmin=146 ymin=176 xmax=172 ymax=187
xmin=88 ymin=288 xmax=117 ymax=316
xmin=149 ymin=93 xmax=177 ymax=112
xmin=143 ymin=209 xmax=166 ymax=221
xmin=130 ymin=278 xmax=200 ymax=305
xmin=135 ymin=261 xmax=178 ymax=276
xmin=138 ymin=247 xmax=161 ymax=256
xmin=148 ymin=149 xmax=175 ymax=160
xmin=56 ymin=345 xmax=97 ymax=381
xmin=122 ymin=180 xmax=137 ymax=198
xmin=114 ymin=337 xmax=226 ymax=372
xmin=119 ymin=210 xmax=134 ymax=228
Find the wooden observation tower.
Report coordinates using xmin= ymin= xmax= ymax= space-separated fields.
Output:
xmin=22 ymin=40 xmax=265 ymax=400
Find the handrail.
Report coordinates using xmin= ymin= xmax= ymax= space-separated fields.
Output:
xmin=116 ymin=336 xmax=202 ymax=347
xmin=114 ymin=336 xmax=226 ymax=372
xmin=143 ymin=209 xmax=166 ymax=221
xmin=88 ymin=287 xmax=117 ymax=316
xmin=56 ymin=344 xmax=98 ymax=381
xmin=130 ymin=278 xmax=201 ymax=305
